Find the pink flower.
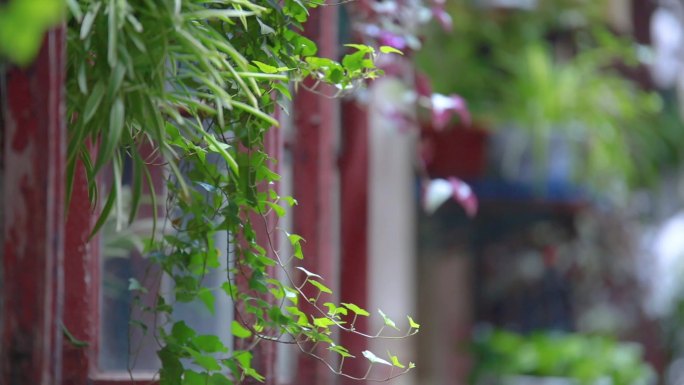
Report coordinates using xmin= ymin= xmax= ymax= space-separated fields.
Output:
xmin=430 ymin=93 xmax=471 ymax=129
xmin=432 ymin=5 xmax=453 ymax=32
xmin=415 ymin=71 xmax=433 ymax=98
xmin=448 ymin=177 xmax=477 ymax=217
xmin=378 ymin=31 xmax=408 ymax=50
xmin=423 ymin=177 xmax=478 ymax=216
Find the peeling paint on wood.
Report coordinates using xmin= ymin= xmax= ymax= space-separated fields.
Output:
xmin=1 ymin=27 xmax=66 ymax=385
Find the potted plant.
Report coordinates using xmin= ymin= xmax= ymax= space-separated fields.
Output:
xmin=470 ymin=329 xmax=656 ymax=385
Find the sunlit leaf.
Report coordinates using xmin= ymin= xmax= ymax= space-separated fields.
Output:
xmin=289 ymin=234 xmax=305 ymax=260
xmin=308 ymin=280 xmax=332 ymax=294
xmin=128 ymin=278 xmax=148 ymax=293
xmin=362 ymin=350 xmax=392 ymax=366
xmin=341 ymin=303 xmax=370 ymax=317
xmin=252 ymin=60 xmax=280 ymax=74
xmin=388 ymin=351 xmax=405 ymax=368
xmin=295 ymin=266 xmax=322 ymax=279
xmin=313 ymin=317 xmax=336 ymax=328
xmin=408 ymin=316 xmax=420 ymax=330
xmin=380 ymin=46 xmax=404 ymax=55
xmin=231 ymin=321 xmax=252 ymax=338
xmin=378 ymin=309 xmax=399 ymax=330
xmin=329 ymin=343 xmax=355 ymax=358
xmin=324 ymin=302 xmax=348 ymax=317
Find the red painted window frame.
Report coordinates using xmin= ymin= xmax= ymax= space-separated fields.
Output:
xmin=62 ymin=152 xmax=162 ymax=385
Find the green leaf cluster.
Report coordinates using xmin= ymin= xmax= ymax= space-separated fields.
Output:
xmin=416 ymin=0 xmax=683 ymax=194
xmin=64 ymin=0 xmax=417 ymax=383
xmin=470 ymin=329 xmax=656 ymax=385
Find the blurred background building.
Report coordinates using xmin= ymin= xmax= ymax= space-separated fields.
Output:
xmin=6 ymin=1 xmax=684 ymax=385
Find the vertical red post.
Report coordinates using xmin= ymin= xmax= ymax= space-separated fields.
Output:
xmin=61 ymin=159 xmax=97 ymax=385
xmin=338 ymin=100 xmax=370 ymax=385
xmin=292 ymin=5 xmax=340 ymax=385
xmin=251 ymin=120 xmax=282 ymax=385
xmin=1 ymin=27 xmax=67 ymax=385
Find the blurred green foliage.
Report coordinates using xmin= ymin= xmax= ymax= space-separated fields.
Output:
xmin=416 ymin=1 xmax=684 ymax=193
xmin=0 ymin=0 xmax=65 ymax=66
xmin=471 ymin=329 xmax=655 ymax=385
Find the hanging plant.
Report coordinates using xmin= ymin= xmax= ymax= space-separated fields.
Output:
xmin=65 ymin=0 xmax=418 ymax=383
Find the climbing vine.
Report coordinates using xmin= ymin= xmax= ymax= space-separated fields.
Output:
xmin=64 ymin=0 xmax=418 ymax=384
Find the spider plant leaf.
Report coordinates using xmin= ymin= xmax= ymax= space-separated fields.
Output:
xmin=83 ymin=81 xmax=105 ymax=123
xmin=80 ymin=2 xmax=101 ymax=40
xmin=128 ymin=150 xmax=144 ymax=225
xmin=94 ymin=96 xmax=125 ymax=173
xmin=89 ymin=178 xmax=117 ymax=239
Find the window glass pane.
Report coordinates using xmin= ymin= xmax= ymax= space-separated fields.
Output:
xmin=173 ymin=230 xmax=233 ymax=354
xmin=99 ymin=157 xmax=234 ymax=374
xmin=100 ymin=173 xmax=162 ymax=372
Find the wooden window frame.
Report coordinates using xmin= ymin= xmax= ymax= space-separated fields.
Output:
xmin=63 ymin=155 xmax=162 ymax=385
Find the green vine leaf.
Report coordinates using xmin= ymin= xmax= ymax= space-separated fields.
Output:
xmin=231 ymin=321 xmax=252 ymax=339
xmin=308 ymin=279 xmax=332 ymax=294
xmin=234 ymin=351 xmax=265 ymax=382
xmin=295 ymin=266 xmax=321 ymax=279
xmin=380 ymin=46 xmax=404 ymax=55
xmin=289 ymin=234 xmax=305 ymax=260
xmin=159 ymin=345 xmax=184 ymax=385
xmin=286 ymin=306 xmax=309 ymax=326
xmin=313 ymin=317 xmax=337 ymax=329
xmin=408 ymin=315 xmax=420 ymax=330
xmin=207 ymin=373 xmax=233 ymax=385
xmin=284 ymin=287 xmax=299 ymax=304
xmin=329 ymin=343 xmax=355 ymax=358
xmin=193 ymin=335 xmax=228 ymax=353
xmin=198 ymin=288 xmax=216 ymax=315
xmin=324 ymin=302 xmax=348 ymax=317
xmin=388 ymin=351 xmax=405 ymax=368
xmin=252 ymin=60 xmax=280 ymax=74
xmin=378 ymin=309 xmax=399 ymax=330
xmin=181 ymin=371 xmax=205 ymax=385
xmin=341 ymin=302 xmax=370 ymax=317
xmin=128 ymin=278 xmax=148 ymax=293
xmin=172 ymin=321 xmax=196 ymax=343
xmin=189 ymin=349 xmax=221 ymax=372
xmin=362 ymin=350 xmax=392 ymax=366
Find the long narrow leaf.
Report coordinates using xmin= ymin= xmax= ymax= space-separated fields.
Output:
xmin=107 ymin=0 xmax=118 ymax=68
xmin=231 ymin=101 xmax=279 ymax=127
xmin=203 ymin=131 xmax=240 ymax=176
xmin=83 ymin=81 xmax=105 ymax=123
xmin=94 ymin=96 xmax=126 ymax=173
xmin=89 ymin=179 xmax=118 ymax=239
xmin=128 ymin=150 xmax=144 ymax=225
xmin=184 ymin=9 xmax=257 ymax=20
xmin=80 ymin=2 xmax=101 ymax=39
xmin=112 ymin=152 xmax=124 ymax=231
xmin=140 ymin=155 xmax=159 ymax=245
